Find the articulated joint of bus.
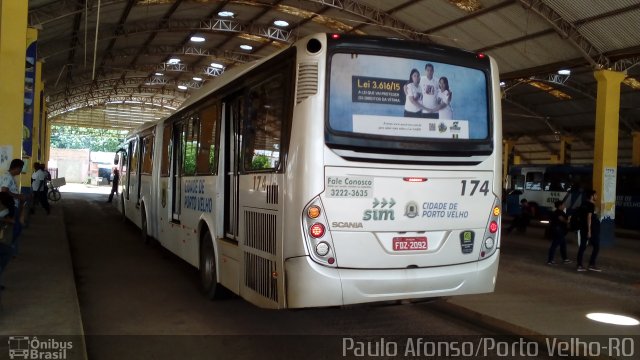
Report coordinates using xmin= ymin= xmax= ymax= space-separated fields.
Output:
xmin=479 ymin=197 xmax=501 ymax=260
xmin=302 ymin=197 xmax=338 ymax=267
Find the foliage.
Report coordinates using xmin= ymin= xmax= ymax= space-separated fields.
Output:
xmin=251 ymin=154 xmax=271 ymax=170
xmin=184 ymin=141 xmax=197 ymax=175
xmin=50 ymin=125 xmax=127 ymax=152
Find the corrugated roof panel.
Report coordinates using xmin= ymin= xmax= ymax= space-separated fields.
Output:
xmin=579 ymin=12 xmax=640 ymax=53
xmin=545 ymin=0 xmax=640 ymax=22
xmin=482 ymin=33 xmax=584 ymax=74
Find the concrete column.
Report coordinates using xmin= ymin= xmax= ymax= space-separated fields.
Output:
xmin=0 ymin=0 xmax=28 ymax=178
xmin=502 ymin=140 xmax=515 ymax=189
xmin=593 ymin=69 xmax=626 ymax=246
xmin=560 ymin=136 xmax=573 ymax=164
xmin=632 ymin=131 xmax=640 ymax=167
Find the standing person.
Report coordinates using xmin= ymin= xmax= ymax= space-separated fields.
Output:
xmin=576 ymin=190 xmax=601 ymax=272
xmin=31 ymin=162 xmax=50 ymax=215
xmin=403 ymin=69 xmax=423 ymax=117
xmin=0 ymin=159 xmax=27 ymax=256
xmin=420 ymin=63 xmax=439 ymax=119
xmin=1 ymin=191 xmax=16 ymax=292
xmin=437 ymin=76 xmax=453 ymax=119
xmin=506 ymin=198 xmax=532 ymax=234
xmin=107 ymin=169 xmax=120 ymax=203
xmin=547 ymin=200 xmax=571 ymax=265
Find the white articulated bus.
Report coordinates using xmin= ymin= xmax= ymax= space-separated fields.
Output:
xmin=116 ymin=33 xmax=502 ymax=309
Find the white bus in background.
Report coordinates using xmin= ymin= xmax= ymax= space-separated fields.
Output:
xmin=115 ymin=33 xmax=502 ymax=309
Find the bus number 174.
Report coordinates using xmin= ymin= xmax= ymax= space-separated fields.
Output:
xmin=460 ymin=180 xmax=489 ymax=196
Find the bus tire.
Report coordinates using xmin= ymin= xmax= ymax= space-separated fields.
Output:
xmin=200 ymin=230 xmax=221 ymax=299
xmin=141 ymin=206 xmax=150 ymax=244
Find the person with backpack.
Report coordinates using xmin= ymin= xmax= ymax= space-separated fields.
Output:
xmin=547 ymin=200 xmax=571 ymax=265
xmin=576 ymin=190 xmax=601 ymax=272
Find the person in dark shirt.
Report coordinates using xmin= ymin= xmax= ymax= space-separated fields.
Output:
xmin=576 ymin=190 xmax=601 ymax=272
xmin=547 ymin=200 xmax=571 ymax=265
xmin=107 ymin=169 xmax=120 ymax=203
xmin=506 ymin=198 xmax=532 ymax=233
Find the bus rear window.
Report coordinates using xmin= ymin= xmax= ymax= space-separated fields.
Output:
xmin=328 ymin=53 xmax=489 ymax=141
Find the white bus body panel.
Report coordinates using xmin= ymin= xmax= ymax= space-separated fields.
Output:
xmin=285 ymin=252 xmax=498 ymax=308
xmin=322 ymin=167 xmax=495 ymax=268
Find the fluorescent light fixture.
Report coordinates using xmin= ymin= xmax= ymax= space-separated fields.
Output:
xmin=168 ymin=58 xmax=180 ymax=64
xmin=210 ymin=62 xmax=224 ymax=69
xmin=218 ymin=11 xmax=234 ymax=17
xmin=178 ymin=85 xmax=188 ymax=90
xmin=193 ymin=77 xmax=202 ymax=81
xmin=499 ymin=81 xmax=505 ymax=87
xmin=558 ymin=69 xmax=571 ymax=75
xmin=586 ymin=313 xmax=639 ymax=326
xmin=190 ymin=35 xmax=205 ymax=42
xmin=273 ymin=20 xmax=289 ymax=27
xmin=240 ymin=44 xmax=253 ymax=51
xmin=154 ymin=72 xmax=163 ymax=76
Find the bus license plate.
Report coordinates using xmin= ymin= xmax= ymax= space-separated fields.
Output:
xmin=392 ymin=237 xmax=428 ymax=251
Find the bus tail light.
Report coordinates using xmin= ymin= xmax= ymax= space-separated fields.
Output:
xmin=479 ymin=197 xmax=501 ymax=260
xmin=307 ymin=205 xmax=321 ymax=219
xmin=489 ymin=221 xmax=498 ymax=233
xmin=303 ymin=198 xmax=337 ymax=267
xmin=310 ymin=223 xmax=325 ymax=238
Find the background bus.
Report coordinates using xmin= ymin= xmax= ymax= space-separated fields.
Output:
xmin=506 ymin=164 xmax=640 ymax=229
xmin=115 ymin=33 xmax=503 ymax=309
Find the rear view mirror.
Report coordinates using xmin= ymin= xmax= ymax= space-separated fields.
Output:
xmin=114 ymin=148 xmax=126 ymax=165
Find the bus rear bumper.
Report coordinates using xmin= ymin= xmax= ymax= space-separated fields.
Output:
xmin=285 ymin=252 xmax=499 ymax=308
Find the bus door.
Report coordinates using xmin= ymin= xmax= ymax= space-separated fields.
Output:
xmin=170 ymin=121 xmax=184 ymax=222
xmin=224 ymin=96 xmax=242 ymax=240
xmin=126 ymin=139 xmax=140 ymax=203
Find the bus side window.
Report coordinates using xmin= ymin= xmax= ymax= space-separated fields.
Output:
xmin=196 ymin=103 xmax=220 ymax=175
xmin=512 ymin=174 xmax=524 ymax=191
xmin=182 ymin=115 xmax=200 ymax=176
xmin=160 ymin=123 xmax=171 ymax=177
xmin=525 ymin=171 xmax=543 ymax=191
xmin=243 ymin=74 xmax=285 ymax=172
xmin=141 ymin=134 xmax=154 ymax=175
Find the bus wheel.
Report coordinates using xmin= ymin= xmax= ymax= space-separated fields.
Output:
xmin=200 ymin=230 xmax=220 ymax=299
xmin=141 ymin=207 xmax=150 ymax=244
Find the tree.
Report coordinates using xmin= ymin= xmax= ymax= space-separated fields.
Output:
xmin=50 ymin=126 xmax=127 ymax=152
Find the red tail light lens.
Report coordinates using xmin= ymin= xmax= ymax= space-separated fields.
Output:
xmin=310 ymin=223 xmax=325 ymax=238
xmin=489 ymin=221 xmax=498 ymax=233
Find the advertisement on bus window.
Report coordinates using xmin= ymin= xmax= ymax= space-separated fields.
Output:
xmin=328 ymin=53 xmax=489 ymax=140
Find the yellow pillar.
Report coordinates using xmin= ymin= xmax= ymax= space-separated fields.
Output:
xmin=593 ymin=69 xmax=626 ymax=245
xmin=549 ymin=154 xmax=560 ymax=164
xmin=0 ymin=0 xmax=28 ymax=177
xmin=559 ymin=136 xmax=573 ymax=164
xmin=632 ymin=131 xmax=640 ymax=166
xmin=502 ymin=140 xmax=515 ymax=189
